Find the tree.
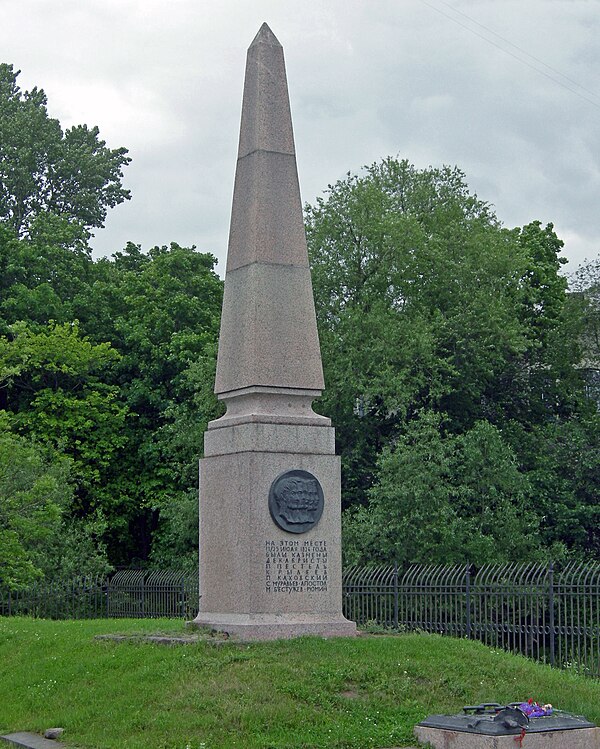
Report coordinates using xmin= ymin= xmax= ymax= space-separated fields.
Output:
xmin=571 ymin=257 xmax=600 ymax=403
xmin=307 ymin=157 xmax=590 ymax=563
xmin=0 ymin=322 xmax=129 ymax=551
xmin=0 ymin=64 xmax=130 ymax=237
xmin=306 ymin=158 xmax=532 ymax=506
xmin=148 ymin=347 xmax=223 ymax=570
xmin=0 ymin=415 xmax=72 ymax=589
xmin=0 ymin=216 xmax=93 ymax=332
xmin=490 ymin=221 xmax=585 ymax=427
xmin=516 ymin=221 xmax=568 ymax=345
xmin=344 ymin=413 xmax=543 ymax=566
xmin=67 ymin=243 xmax=223 ymax=565
xmin=0 ymin=64 xmax=226 ymax=570
xmin=502 ymin=415 xmax=600 ymax=560
xmin=0 ymin=235 xmax=223 ymax=568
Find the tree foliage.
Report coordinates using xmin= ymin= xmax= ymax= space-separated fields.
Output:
xmin=571 ymin=257 xmax=600 ymax=370
xmin=0 ymin=416 xmax=72 ymax=589
xmin=0 ymin=64 xmax=130 ymax=237
xmin=65 ymin=242 xmax=224 ymax=564
xmin=0 ymin=242 xmax=223 ymax=569
xmin=1 ymin=61 xmax=598 ymax=577
xmin=344 ymin=413 xmax=543 ymax=566
xmin=0 ymin=62 xmax=223 ymax=576
xmin=307 ymin=157 xmax=596 ymax=564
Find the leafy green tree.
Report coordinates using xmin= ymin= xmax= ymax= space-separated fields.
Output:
xmin=307 ymin=157 xmax=592 ymax=563
xmin=0 ymin=415 xmax=72 ymax=589
xmin=65 ymin=243 xmax=223 ymax=565
xmin=36 ymin=515 xmax=113 ymax=582
xmin=0 ymin=321 xmax=129 ymax=541
xmin=0 ymin=63 xmax=226 ymax=570
xmin=306 ymin=158 xmax=532 ymax=507
xmin=503 ymin=412 xmax=600 ymax=560
xmin=0 ymin=217 xmax=93 ymax=330
xmin=571 ymin=256 xmax=600 ymax=385
xmin=0 ymin=64 xmax=130 ymax=237
xmin=487 ymin=222 xmax=586 ymax=428
xmin=108 ymin=245 xmax=222 ymax=567
xmin=148 ymin=347 xmax=223 ymax=570
xmin=0 ymin=237 xmax=223 ymax=568
xmin=344 ymin=413 xmax=543 ymax=566
xmin=516 ymin=221 xmax=568 ymax=344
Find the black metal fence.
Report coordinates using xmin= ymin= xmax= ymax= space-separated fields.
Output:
xmin=106 ymin=570 xmax=199 ymax=618
xmin=2 ymin=562 xmax=600 ymax=677
xmin=343 ymin=562 xmax=600 ymax=676
xmin=0 ymin=570 xmax=199 ymax=621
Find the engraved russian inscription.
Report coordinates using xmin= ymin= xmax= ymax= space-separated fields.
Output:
xmin=265 ymin=539 xmax=328 ymax=593
xmin=268 ymin=469 xmax=324 ymax=533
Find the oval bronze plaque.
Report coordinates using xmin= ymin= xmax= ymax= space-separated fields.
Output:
xmin=268 ymin=469 xmax=324 ymax=534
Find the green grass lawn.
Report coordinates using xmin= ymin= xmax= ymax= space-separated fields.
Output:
xmin=1 ymin=618 xmax=600 ymax=749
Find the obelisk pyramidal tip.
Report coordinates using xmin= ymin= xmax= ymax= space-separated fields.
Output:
xmin=250 ymin=22 xmax=281 ymax=47
xmin=236 ymin=21 xmax=294 ymax=162
xmin=214 ymin=23 xmax=325 ymax=400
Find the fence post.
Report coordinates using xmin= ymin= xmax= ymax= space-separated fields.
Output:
xmin=181 ymin=577 xmax=186 ymax=618
xmin=548 ymin=562 xmax=555 ymax=667
xmin=393 ymin=561 xmax=399 ymax=630
xmin=103 ymin=576 xmax=108 ymax=617
xmin=465 ymin=566 xmax=472 ymax=639
xmin=7 ymin=589 xmax=11 ymax=617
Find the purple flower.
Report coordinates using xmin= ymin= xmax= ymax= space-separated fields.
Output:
xmin=518 ymin=701 xmax=553 ymax=718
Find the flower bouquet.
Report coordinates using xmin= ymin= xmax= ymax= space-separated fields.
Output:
xmin=516 ymin=699 xmax=553 ymax=718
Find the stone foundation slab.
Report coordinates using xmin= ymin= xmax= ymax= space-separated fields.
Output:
xmin=414 ymin=725 xmax=600 ymax=748
xmin=193 ymin=612 xmax=356 ymax=641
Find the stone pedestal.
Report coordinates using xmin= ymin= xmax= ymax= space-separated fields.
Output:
xmin=414 ymin=725 xmax=600 ymax=748
xmin=194 ymin=398 xmax=356 ymax=640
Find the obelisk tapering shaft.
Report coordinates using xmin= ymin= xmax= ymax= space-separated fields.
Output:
xmin=214 ymin=22 xmax=324 ymax=397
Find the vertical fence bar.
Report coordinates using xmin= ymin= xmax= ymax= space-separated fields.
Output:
xmin=568 ymin=564 xmax=577 ymax=665
xmin=557 ymin=566 xmax=564 ymax=668
xmin=465 ymin=566 xmax=471 ymax=639
xmin=549 ymin=562 xmax=555 ymax=667
xmin=588 ymin=567 xmax=600 ymax=678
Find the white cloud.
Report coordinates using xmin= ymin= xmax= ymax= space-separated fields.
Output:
xmin=1 ymin=0 xmax=598 ymax=273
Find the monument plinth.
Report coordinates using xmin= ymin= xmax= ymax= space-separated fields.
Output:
xmin=193 ymin=23 xmax=356 ymax=640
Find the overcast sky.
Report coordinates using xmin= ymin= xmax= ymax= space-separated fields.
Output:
xmin=2 ymin=0 xmax=599 ymax=275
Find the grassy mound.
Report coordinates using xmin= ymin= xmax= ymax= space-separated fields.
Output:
xmin=1 ymin=617 xmax=600 ymax=749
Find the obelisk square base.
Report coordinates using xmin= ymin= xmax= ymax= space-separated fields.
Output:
xmin=193 ymin=423 xmax=356 ymax=640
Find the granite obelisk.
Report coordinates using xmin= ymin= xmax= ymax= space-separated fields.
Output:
xmin=194 ymin=23 xmax=356 ymax=640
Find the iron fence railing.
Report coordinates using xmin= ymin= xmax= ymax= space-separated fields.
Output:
xmin=342 ymin=562 xmax=600 ymax=676
xmin=0 ymin=574 xmax=109 ymax=619
xmin=3 ymin=562 xmax=600 ymax=677
xmin=0 ymin=570 xmax=199 ymax=621
xmin=106 ymin=570 xmax=199 ymax=618
xmin=343 ymin=563 xmax=399 ymax=627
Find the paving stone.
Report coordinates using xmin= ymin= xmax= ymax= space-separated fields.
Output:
xmin=1 ymin=733 xmax=64 ymax=749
